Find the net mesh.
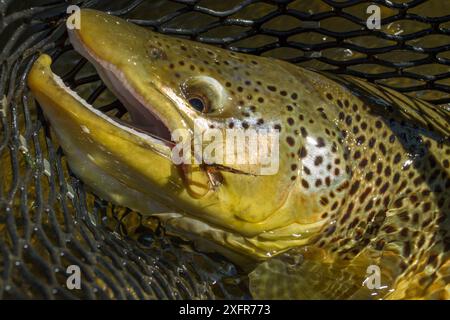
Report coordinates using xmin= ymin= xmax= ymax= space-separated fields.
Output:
xmin=0 ymin=0 xmax=449 ymax=299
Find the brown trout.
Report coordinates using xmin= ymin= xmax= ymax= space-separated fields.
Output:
xmin=27 ymin=9 xmax=449 ymax=299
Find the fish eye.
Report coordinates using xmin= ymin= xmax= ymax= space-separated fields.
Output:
xmin=182 ymin=76 xmax=226 ymax=114
xmin=188 ymin=97 xmax=208 ymax=113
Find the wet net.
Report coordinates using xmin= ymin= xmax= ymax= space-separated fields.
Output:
xmin=0 ymin=0 xmax=449 ymax=299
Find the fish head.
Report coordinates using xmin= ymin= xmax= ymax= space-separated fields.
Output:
xmin=28 ymin=9 xmax=352 ymax=258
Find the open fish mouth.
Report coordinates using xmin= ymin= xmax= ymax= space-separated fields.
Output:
xmin=67 ymin=29 xmax=175 ymax=149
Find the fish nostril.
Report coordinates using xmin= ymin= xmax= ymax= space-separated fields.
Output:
xmin=146 ymin=44 xmax=166 ymax=60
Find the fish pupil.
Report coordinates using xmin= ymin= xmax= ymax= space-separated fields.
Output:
xmin=189 ymin=97 xmax=206 ymax=112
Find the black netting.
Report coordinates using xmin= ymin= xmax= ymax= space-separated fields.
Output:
xmin=1 ymin=0 xmax=449 ymax=299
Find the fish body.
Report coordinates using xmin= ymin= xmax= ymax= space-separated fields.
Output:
xmin=28 ymin=9 xmax=449 ymax=299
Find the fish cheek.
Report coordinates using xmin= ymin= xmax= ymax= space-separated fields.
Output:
xmin=223 ymin=173 xmax=292 ymax=223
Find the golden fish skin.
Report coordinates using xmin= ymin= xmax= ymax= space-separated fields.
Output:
xmin=27 ymin=9 xmax=449 ymax=299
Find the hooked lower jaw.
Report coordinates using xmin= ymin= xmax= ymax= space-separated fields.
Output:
xmin=28 ymin=52 xmax=191 ymax=217
xmin=31 ymin=55 xmax=173 ymax=158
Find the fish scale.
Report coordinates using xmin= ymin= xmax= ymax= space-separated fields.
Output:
xmin=28 ymin=9 xmax=449 ymax=299
xmin=251 ymin=72 xmax=450 ymax=299
xmin=310 ymin=74 xmax=449 ymax=299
